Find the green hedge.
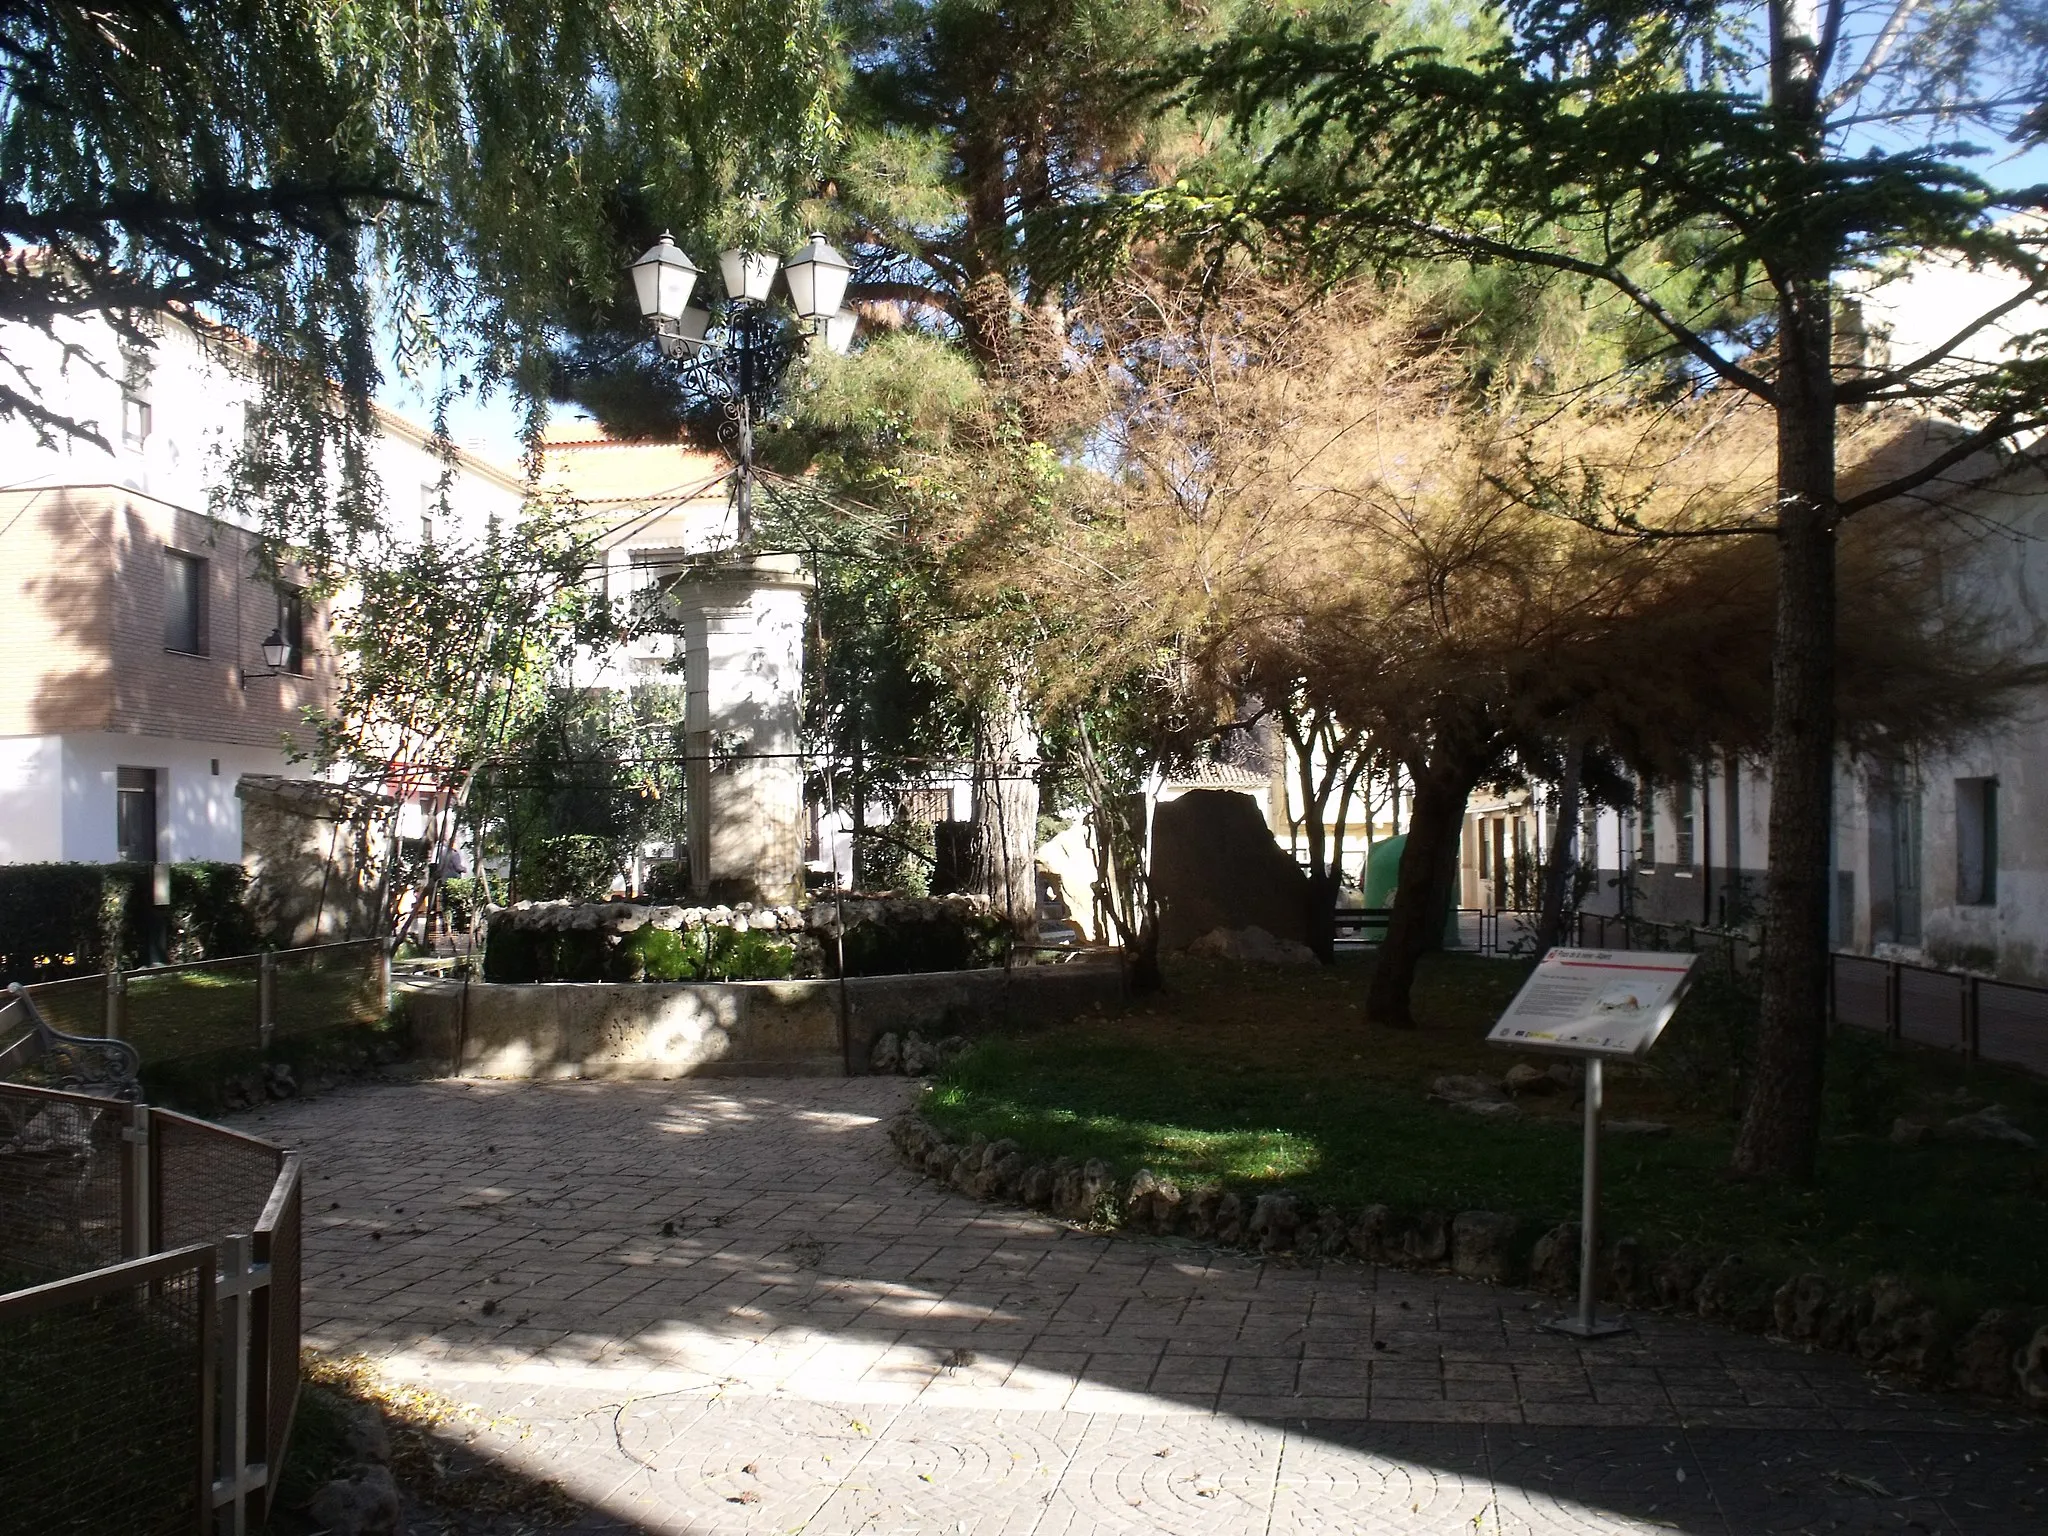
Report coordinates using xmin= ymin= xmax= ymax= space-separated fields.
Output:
xmin=520 ymin=836 xmax=620 ymax=901
xmin=0 ymin=862 xmax=257 ymax=982
xmin=483 ymin=922 xmax=797 ymax=983
xmin=836 ymin=909 xmax=1011 ymax=977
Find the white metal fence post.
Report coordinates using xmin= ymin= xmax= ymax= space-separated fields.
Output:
xmin=214 ymin=1232 xmax=251 ymax=1536
xmin=210 ymin=1233 xmax=272 ymax=1534
xmin=122 ymin=1101 xmax=151 ymax=1261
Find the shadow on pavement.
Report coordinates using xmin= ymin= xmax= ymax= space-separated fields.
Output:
xmin=236 ymin=1078 xmax=2048 ymax=1535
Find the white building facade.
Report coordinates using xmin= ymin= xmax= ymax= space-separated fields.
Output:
xmin=0 ymin=308 xmax=524 ymax=868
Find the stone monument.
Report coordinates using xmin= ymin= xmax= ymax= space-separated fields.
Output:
xmin=665 ymin=552 xmax=813 ymax=903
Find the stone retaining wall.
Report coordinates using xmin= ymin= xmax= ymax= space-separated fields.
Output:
xmin=400 ymin=961 xmax=1122 ymax=1080
xmin=890 ymin=1113 xmax=2048 ymax=1412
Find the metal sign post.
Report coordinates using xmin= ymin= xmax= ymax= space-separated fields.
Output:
xmin=1487 ymin=948 xmax=1699 ymax=1341
xmin=1551 ymin=1052 xmax=1628 ymax=1338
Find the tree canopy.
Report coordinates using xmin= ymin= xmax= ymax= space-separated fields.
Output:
xmin=1076 ymin=0 xmax=2048 ymax=1180
xmin=3 ymin=0 xmax=836 ymax=559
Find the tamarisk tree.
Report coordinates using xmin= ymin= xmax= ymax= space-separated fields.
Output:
xmin=1113 ymin=0 xmax=2048 ymax=1179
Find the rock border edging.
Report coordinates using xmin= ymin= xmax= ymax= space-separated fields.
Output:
xmin=887 ymin=1112 xmax=2048 ymax=1412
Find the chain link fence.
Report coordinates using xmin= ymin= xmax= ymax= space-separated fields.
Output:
xmin=0 ymin=1080 xmax=301 ymax=1535
xmin=0 ymin=1087 xmax=131 ymax=1292
xmin=13 ymin=938 xmax=385 ymax=1069
xmin=0 ymin=1245 xmax=214 ymax=1536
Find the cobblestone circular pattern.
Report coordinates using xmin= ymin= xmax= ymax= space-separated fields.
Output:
xmin=236 ymin=1077 xmax=2048 ymax=1534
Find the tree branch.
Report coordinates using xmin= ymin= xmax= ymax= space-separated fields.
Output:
xmin=1838 ymin=280 xmax=2047 ymax=402
xmin=1821 ymin=0 xmax=1925 ymax=114
xmin=1838 ymin=410 xmax=2041 ymax=514
xmin=1402 ymin=221 xmax=1779 ymax=402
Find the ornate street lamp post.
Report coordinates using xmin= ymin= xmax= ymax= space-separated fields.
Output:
xmin=629 ymin=231 xmax=855 ymax=541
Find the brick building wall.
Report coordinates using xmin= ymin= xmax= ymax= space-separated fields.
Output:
xmin=0 ymin=485 xmax=329 ymax=750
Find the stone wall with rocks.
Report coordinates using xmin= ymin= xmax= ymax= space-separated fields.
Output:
xmin=402 ymin=959 xmax=1124 ymax=1080
xmin=887 ymin=1113 xmax=2048 ymax=1413
xmin=485 ymin=893 xmax=1010 ymax=981
xmin=487 ymin=898 xmax=810 ymax=938
xmin=238 ymin=774 xmax=389 ymax=947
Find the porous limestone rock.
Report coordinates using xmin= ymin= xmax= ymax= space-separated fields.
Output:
xmin=308 ymin=1465 xmax=403 ymax=1536
xmin=1529 ymin=1223 xmax=1580 ymax=1295
xmin=1451 ymin=1211 xmax=1520 ymax=1284
xmin=1248 ymin=1192 xmax=1303 ymax=1254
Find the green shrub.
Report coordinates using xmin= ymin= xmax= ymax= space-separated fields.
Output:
xmin=481 ymin=923 xmax=542 ymax=982
xmin=491 ymin=919 xmax=799 ymax=983
xmin=638 ymin=861 xmax=691 ymax=902
xmin=162 ymin=862 xmax=257 ymax=959
xmin=857 ymin=814 xmax=935 ymax=896
xmin=520 ymin=836 xmax=619 ymax=901
xmin=0 ymin=861 xmax=256 ymax=981
xmin=610 ymin=925 xmax=692 ymax=981
xmin=611 ymin=922 xmax=795 ymax=981
xmin=438 ymin=875 xmax=478 ymax=932
xmin=838 ymin=908 xmax=1011 ymax=976
xmin=703 ymin=927 xmax=795 ymax=981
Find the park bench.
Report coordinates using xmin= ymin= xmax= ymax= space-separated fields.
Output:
xmin=0 ymin=982 xmax=141 ymax=1102
xmin=1330 ymin=907 xmax=1392 ymax=942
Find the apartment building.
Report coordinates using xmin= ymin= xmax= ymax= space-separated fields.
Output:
xmin=0 ymin=308 xmax=523 ymax=866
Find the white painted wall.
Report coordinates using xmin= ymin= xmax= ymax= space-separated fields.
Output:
xmin=0 ymin=736 xmax=63 ymax=861
xmin=0 ymin=309 xmax=532 ymax=872
xmin=0 ymin=310 xmax=525 ymax=546
xmin=50 ymin=733 xmax=291 ymax=863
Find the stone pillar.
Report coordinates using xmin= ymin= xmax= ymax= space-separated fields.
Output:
xmin=668 ymin=553 xmax=813 ymax=904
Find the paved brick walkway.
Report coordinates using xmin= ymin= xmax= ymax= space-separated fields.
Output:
xmin=237 ymin=1079 xmax=2047 ymax=1534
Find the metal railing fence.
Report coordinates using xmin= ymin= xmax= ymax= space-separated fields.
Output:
xmin=1462 ymin=906 xmax=2048 ymax=1080
xmin=14 ymin=938 xmax=387 ymax=1066
xmin=0 ymin=1082 xmax=301 ymax=1535
xmin=1829 ymin=951 xmax=2048 ymax=1076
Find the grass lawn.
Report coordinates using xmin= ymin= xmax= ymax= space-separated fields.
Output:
xmin=125 ymin=966 xmax=380 ymax=1061
xmin=922 ymin=951 xmax=2048 ymax=1321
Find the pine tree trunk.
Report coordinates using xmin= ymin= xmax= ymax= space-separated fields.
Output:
xmin=1366 ymin=771 xmax=1469 ymax=1026
xmin=1733 ymin=273 xmax=1838 ymax=1183
xmin=972 ymin=692 xmax=1040 ymax=934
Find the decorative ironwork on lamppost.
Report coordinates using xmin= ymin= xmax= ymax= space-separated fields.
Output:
xmin=629 ymin=231 xmax=855 ymax=541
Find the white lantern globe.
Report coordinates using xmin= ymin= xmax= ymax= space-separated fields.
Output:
xmin=630 ymin=234 xmax=699 ymax=323
xmin=821 ymin=308 xmax=858 ymax=355
xmin=261 ymin=628 xmax=290 ymax=670
xmin=783 ymin=234 xmax=854 ymax=322
xmin=718 ymin=248 xmax=779 ymax=305
xmin=677 ymin=305 xmax=714 ymax=350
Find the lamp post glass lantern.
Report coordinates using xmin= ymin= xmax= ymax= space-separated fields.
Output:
xmin=241 ymin=627 xmax=292 ymax=688
xmin=629 ymin=231 xmax=857 ymax=539
xmin=630 ymin=234 xmax=700 ymax=324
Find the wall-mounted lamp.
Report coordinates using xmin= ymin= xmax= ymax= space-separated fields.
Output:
xmin=240 ymin=629 xmax=292 ymax=689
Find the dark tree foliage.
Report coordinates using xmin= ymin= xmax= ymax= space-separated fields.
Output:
xmin=2 ymin=0 xmax=835 ymax=562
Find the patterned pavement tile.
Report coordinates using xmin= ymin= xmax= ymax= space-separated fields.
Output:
xmin=232 ymin=1078 xmax=2047 ymax=1535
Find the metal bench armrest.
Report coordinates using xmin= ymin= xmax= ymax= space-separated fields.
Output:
xmin=2 ymin=983 xmax=142 ymax=1099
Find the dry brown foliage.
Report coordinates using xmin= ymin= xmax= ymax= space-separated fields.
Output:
xmin=994 ymin=267 xmax=2039 ymax=768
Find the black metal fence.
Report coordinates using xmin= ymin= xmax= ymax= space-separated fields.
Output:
xmin=0 ymin=1082 xmax=301 ymax=1535
xmin=1465 ymin=907 xmax=2048 ymax=1080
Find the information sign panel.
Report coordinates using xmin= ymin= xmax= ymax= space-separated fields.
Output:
xmin=1486 ymin=948 xmax=1698 ymax=1060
